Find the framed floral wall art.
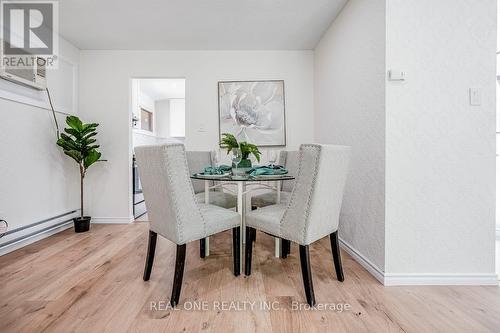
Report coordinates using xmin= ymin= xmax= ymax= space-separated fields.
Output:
xmin=218 ymin=80 xmax=286 ymax=147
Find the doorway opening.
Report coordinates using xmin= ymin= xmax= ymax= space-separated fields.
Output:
xmin=130 ymin=78 xmax=186 ymax=220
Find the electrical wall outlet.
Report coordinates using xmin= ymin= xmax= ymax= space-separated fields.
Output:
xmin=469 ymin=88 xmax=481 ymax=106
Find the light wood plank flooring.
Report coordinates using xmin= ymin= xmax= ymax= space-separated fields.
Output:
xmin=1 ymin=222 xmax=500 ymax=332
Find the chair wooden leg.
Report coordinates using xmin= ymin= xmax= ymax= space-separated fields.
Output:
xmin=232 ymin=227 xmax=240 ymax=276
xmin=287 ymin=240 xmax=291 ymax=255
xmin=250 ymin=208 xmax=257 ymax=242
xmin=245 ymin=227 xmax=254 ymax=276
xmin=281 ymin=239 xmax=289 ymax=259
xmin=329 ymin=231 xmax=344 ymax=282
xmin=200 ymin=238 xmax=206 ymax=258
xmin=143 ymin=230 xmax=157 ymax=281
xmin=170 ymin=244 xmax=186 ymax=307
xmin=299 ymin=245 xmax=316 ymax=306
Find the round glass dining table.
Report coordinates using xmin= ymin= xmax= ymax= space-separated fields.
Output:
xmin=190 ymin=173 xmax=295 ymax=271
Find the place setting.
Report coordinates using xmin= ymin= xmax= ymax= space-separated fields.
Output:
xmin=192 ymin=134 xmax=292 ymax=181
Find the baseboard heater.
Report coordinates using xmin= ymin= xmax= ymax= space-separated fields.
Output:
xmin=0 ymin=210 xmax=78 ymax=255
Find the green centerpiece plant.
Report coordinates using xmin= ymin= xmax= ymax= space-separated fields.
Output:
xmin=220 ymin=133 xmax=261 ymax=169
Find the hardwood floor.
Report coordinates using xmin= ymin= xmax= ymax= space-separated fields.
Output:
xmin=1 ymin=222 xmax=500 ymax=332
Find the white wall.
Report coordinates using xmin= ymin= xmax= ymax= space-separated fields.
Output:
xmin=385 ymin=0 xmax=497 ymax=281
xmin=494 ymin=6 xmax=500 ymax=234
xmin=497 ymin=55 xmax=500 ymax=232
xmin=0 ymin=38 xmax=80 ymax=252
xmin=314 ymin=0 xmax=387 ymax=272
xmin=155 ymin=99 xmax=170 ymax=138
xmin=169 ymin=99 xmax=185 ymax=137
xmin=79 ymin=50 xmax=314 ymax=222
xmin=314 ymin=0 xmax=496 ymax=284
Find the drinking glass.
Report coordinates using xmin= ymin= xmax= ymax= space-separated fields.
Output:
xmin=269 ymin=150 xmax=277 ymax=167
xmin=212 ymin=149 xmax=220 ymax=167
xmin=231 ymin=148 xmax=242 ymax=168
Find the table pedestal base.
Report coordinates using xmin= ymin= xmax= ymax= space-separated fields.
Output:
xmin=203 ymin=179 xmax=283 ymax=264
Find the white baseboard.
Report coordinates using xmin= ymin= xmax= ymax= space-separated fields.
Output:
xmin=339 ymin=237 xmax=498 ymax=286
xmin=384 ymin=273 xmax=498 ymax=286
xmin=0 ymin=221 xmax=72 ymax=256
xmin=91 ymin=216 xmax=134 ymax=224
xmin=339 ymin=237 xmax=385 ymax=284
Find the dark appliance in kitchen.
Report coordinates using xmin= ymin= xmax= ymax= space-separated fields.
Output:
xmin=132 ymin=155 xmax=147 ymax=219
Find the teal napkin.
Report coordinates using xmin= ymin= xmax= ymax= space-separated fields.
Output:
xmin=202 ymin=164 xmax=232 ymax=175
xmin=248 ymin=165 xmax=288 ymax=177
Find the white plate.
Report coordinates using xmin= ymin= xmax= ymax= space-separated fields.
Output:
xmin=195 ymin=172 xmax=231 ymax=179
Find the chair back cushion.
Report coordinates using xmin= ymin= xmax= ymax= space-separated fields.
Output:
xmin=281 ymin=144 xmax=350 ymax=245
xmin=279 ymin=150 xmax=299 ymax=192
xmin=186 ymin=151 xmax=213 ymax=193
xmin=135 ymin=144 xmax=205 ymax=244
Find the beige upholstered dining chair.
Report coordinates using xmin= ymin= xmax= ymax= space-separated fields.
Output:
xmin=250 ymin=150 xmax=299 ymax=208
xmin=186 ymin=151 xmax=237 ymax=258
xmin=244 ymin=144 xmax=351 ymax=306
xmin=250 ymin=150 xmax=299 ymax=256
xmin=186 ymin=151 xmax=237 ymax=209
xmin=135 ymin=143 xmax=241 ymax=307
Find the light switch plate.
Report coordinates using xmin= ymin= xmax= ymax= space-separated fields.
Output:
xmin=469 ymin=88 xmax=481 ymax=106
xmin=388 ymin=69 xmax=406 ymax=81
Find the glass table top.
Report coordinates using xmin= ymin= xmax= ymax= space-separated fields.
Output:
xmin=190 ymin=173 xmax=295 ymax=182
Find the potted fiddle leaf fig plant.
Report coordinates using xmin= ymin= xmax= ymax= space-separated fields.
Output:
xmin=220 ymin=133 xmax=261 ymax=170
xmin=57 ymin=116 xmax=102 ymax=233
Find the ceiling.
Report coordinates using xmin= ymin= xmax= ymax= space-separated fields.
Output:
xmin=138 ymin=79 xmax=185 ymax=101
xmin=59 ymin=0 xmax=347 ymax=50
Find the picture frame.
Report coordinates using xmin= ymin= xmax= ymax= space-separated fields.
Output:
xmin=218 ymin=80 xmax=286 ymax=147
